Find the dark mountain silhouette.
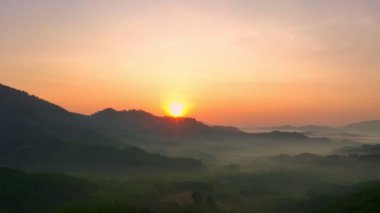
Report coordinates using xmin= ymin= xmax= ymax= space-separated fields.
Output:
xmin=0 ymin=83 xmax=352 ymax=166
xmin=89 ymin=108 xmax=351 ymax=162
xmin=0 ymin=84 xmax=121 ymax=147
xmin=89 ymin=108 xmax=345 ymax=157
xmin=90 ymin=108 xmax=334 ymax=143
xmin=0 ymin=84 xmax=204 ymax=173
xmin=90 ymin=108 xmax=245 ymax=144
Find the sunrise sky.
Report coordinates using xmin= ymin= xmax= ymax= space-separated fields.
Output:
xmin=1 ymin=0 xmax=380 ymax=126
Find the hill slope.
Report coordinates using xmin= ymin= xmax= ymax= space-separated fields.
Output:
xmin=0 ymin=84 xmax=121 ymax=147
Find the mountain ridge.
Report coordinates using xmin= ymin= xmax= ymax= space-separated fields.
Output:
xmin=0 ymin=83 xmax=355 ymax=164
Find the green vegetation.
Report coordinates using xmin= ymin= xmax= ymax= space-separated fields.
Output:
xmin=318 ymin=181 xmax=380 ymax=213
xmin=1 ymin=166 xmax=380 ymax=213
xmin=0 ymin=168 xmax=94 ymax=213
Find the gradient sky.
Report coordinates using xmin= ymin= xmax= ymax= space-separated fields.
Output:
xmin=1 ymin=0 xmax=380 ymax=127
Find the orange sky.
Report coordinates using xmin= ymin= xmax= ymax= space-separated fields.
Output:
xmin=1 ymin=0 xmax=380 ymax=126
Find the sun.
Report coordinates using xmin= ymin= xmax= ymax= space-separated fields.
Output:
xmin=166 ymin=102 xmax=187 ymax=117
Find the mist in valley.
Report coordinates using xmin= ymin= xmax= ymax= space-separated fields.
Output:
xmin=0 ymin=84 xmax=380 ymax=212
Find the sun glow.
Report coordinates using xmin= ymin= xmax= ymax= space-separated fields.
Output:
xmin=166 ymin=102 xmax=187 ymax=117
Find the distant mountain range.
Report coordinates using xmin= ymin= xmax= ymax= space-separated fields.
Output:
xmin=250 ymin=121 xmax=380 ymax=144
xmin=343 ymin=120 xmax=380 ymax=134
xmin=266 ymin=121 xmax=380 ymax=135
xmin=0 ymin=83 xmax=359 ymax=170
xmin=268 ymin=125 xmax=337 ymax=132
xmin=258 ymin=120 xmax=380 ymax=135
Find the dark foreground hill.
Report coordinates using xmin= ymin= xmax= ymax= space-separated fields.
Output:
xmin=0 ymin=84 xmax=204 ymax=174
